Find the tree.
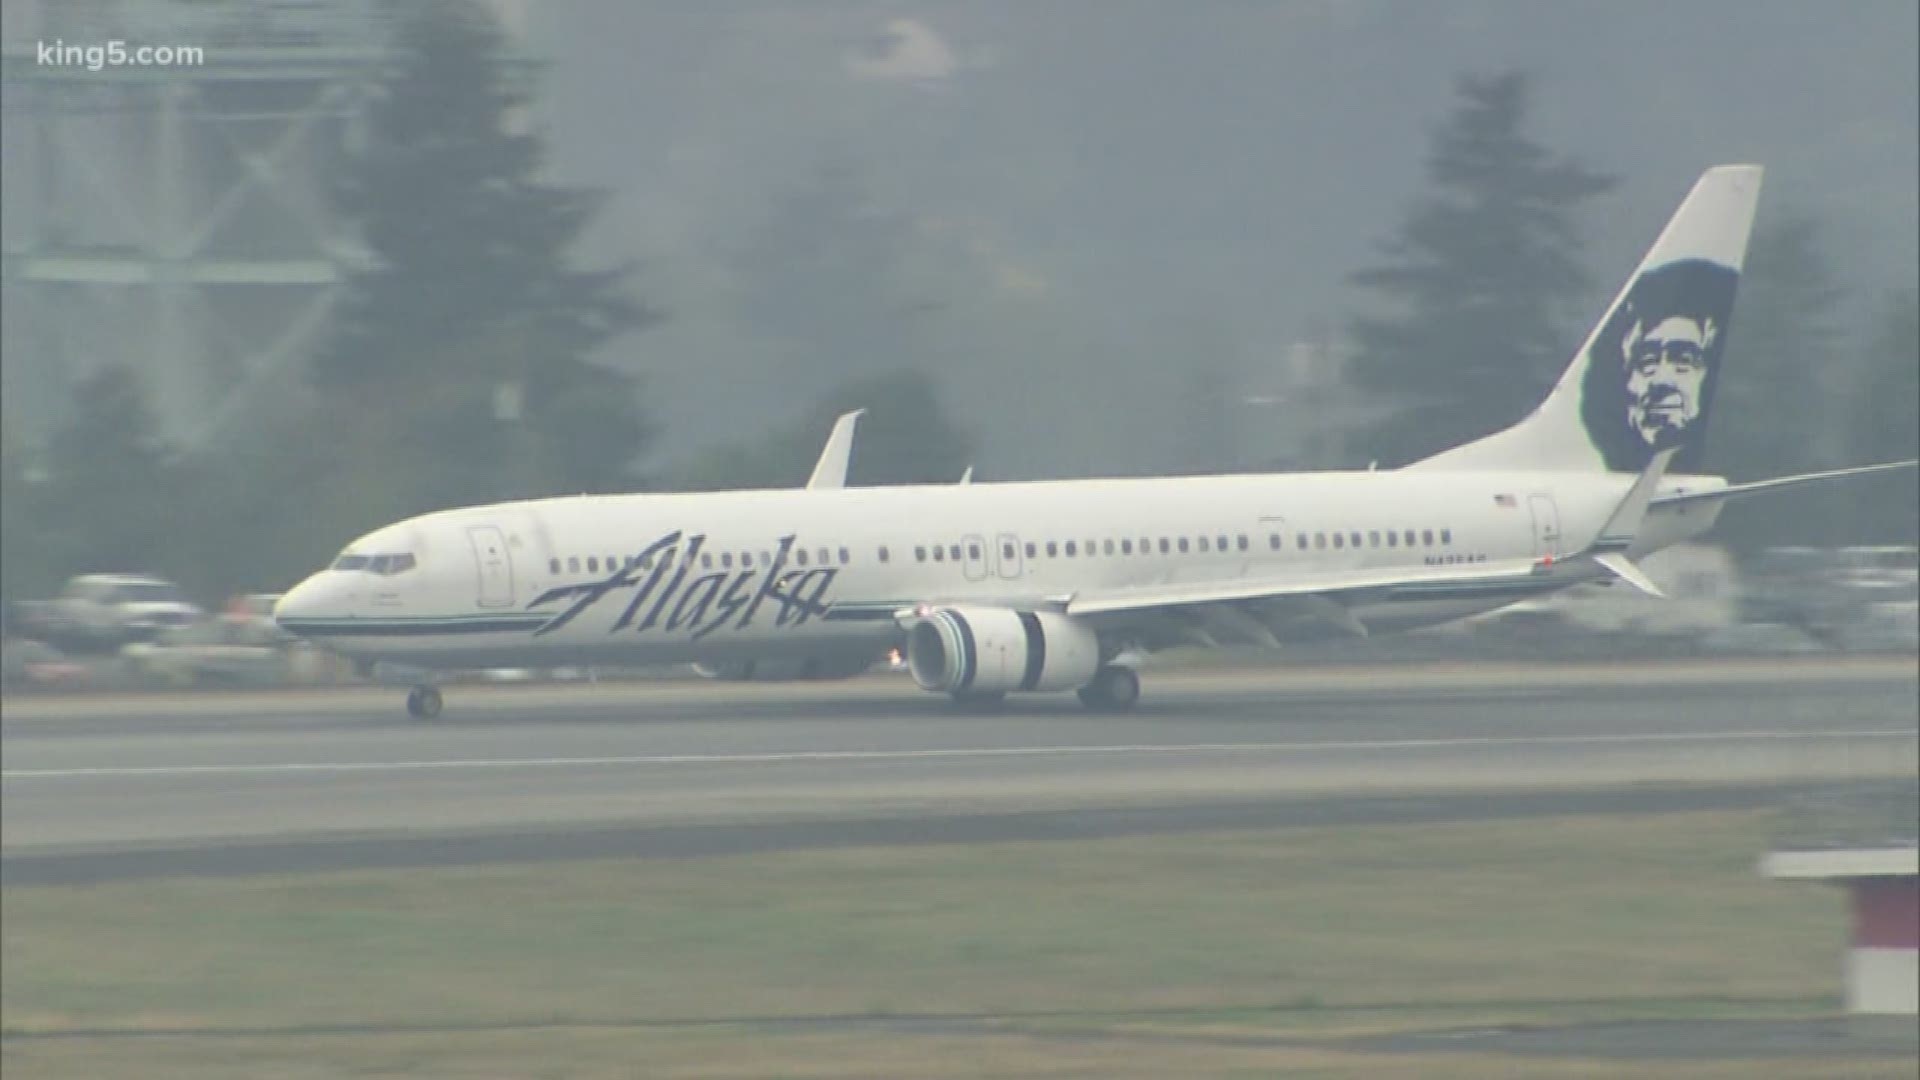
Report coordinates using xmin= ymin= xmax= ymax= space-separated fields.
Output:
xmin=1708 ymin=214 xmax=1857 ymax=548
xmin=4 ymin=369 xmax=201 ymax=598
xmin=1344 ymin=71 xmax=1616 ymax=466
xmin=675 ymin=370 xmax=972 ymax=491
xmin=312 ymin=0 xmax=657 ymax=508
xmin=731 ymin=160 xmax=941 ymax=389
xmin=1846 ymin=290 xmax=1919 ymax=542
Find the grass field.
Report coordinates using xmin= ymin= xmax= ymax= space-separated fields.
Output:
xmin=4 ymin=806 xmax=1911 ymax=1078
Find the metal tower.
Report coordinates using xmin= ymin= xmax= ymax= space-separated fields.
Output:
xmin=1 ymin=0 xmax=387 ymax=449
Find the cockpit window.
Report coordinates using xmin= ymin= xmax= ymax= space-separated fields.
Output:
xmin=332 ymin=552 xmax=417 ymax=575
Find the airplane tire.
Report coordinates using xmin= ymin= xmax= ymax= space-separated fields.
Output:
xmin=406 ymin=685 xmax=443 ymax=719
xmin=1077 ymin=666 xmax=1140 ymax=713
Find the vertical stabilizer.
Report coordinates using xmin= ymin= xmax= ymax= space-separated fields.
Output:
xmin=1413 ymin=165 xmax=1762 ymax=473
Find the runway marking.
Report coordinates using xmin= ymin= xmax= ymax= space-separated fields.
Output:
xmin=3 ymin=729 xmax=1914 ymax=781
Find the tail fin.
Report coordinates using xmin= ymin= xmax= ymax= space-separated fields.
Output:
xmin=1412 ymin=164 xmax=1763 ymax=473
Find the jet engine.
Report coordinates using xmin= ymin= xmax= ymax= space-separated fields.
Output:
xmin=904 ymin=606 xmax=1101 ymax=695
xmin=692 ymin=652 xmax=878 ymax=681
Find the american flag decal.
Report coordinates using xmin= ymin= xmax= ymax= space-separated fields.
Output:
xmin=1494 ymin=493 xmax=1517 ymax=508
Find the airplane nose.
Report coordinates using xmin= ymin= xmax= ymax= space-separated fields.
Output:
xmin=273 ymin=575 xmax=334 ymax=630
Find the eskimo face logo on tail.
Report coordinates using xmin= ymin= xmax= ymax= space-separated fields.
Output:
xmin=1580 ymin=258 xmax=1739 ymax=472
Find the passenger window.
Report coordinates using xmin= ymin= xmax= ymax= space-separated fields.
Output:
xmin=1333 ymin=533 xmax=1344 ymax=549
xmin=1197 ymin=537 xmax=1209 ymax=553
xmin=1065 ymin=540 xmax=1078 ymax=557
xmin=817 ymin=548 xmax=830 ymax=565
xmin=720 ymin=553 xmax=732 ymax=569
xmin=912 ymin=546 xmax=924 ymax=563
xmin=1348 ymin=532 xmax=1361 ymax=549
xmin=701 ymin=553 xmax=713 ymax=569
xmin=1158 ymin=538 xmax=1170 ymax=554
xmin=1217 ymin=535 xmax=1229 ymax=551
xmin=1441 ymin=528 xmax=1452 ymax=544
xmin=1047 ymin=541 xmax=1059 ymax=557
xmin=1178 ymin=538 xmax=1190 ymax=554
xmin=1404 ymin=529 xmax=1416 ymax=547
xmin=1138 ymin=537 xmax=1150 ymax=554
xmin=1104 ymin=539 xmax=1115 ymax=556
xmin=840 ymin=547 xmax=852 ymax=564
xmin=761 ymin=551 xmax=772 ymax=566
xmin=879 ymin=546 xmax=891 ymax=563
xmin=549 ymin=558 xmax=561 ymax=574
xmin=1026 ymin=542 xmax=1037 ymax=558
xmin=1269 ymin=533 xmax=1281 ymax=550
xmin=1237 ymin=535 xmax=1249 ymax=552
xmin=946 ymin=545 xmax=959 ymax=562
xmin=968 ymin=543 xmax=981 ymax=560
xmin=568 ymin=556 xmax=580 ymax=573
xmin=1368 ymin=531 xmax=1380 ymax=547
xmin=1387 ymin=531 xmax=1398 ymax=547
xmin=1423 ymin=529 xmax=1434 ymax=546
xmin=741 ymin=552 xmax=754 ymax=568
xmin=1121 ymin=539 xmax=1134 ymax=555
xmin=1314 ymin=533 xmax=1326 ymax=550
xmin=1003 ymin=543 xmax=1015 ymax=560
xmin=933 ymin=546 xmax=945 ymax=562
xmin=1297 ymin=535 xmax=1308 ymax=551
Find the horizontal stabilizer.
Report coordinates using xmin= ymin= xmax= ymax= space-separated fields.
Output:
xmin=1592 ymin=551 xmax=1666 ymax=598
xmin=1653 ymin=459 xmax=1917 ymax=509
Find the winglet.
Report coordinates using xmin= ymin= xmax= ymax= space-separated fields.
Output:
xmin=805 ymin=409 xmax=866 ymax=490
xmin=958 ymin=466 xmax=973 ymax=485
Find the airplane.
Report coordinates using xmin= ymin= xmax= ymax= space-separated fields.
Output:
xmin=274 ymin=164 xmax=1915 ymax=718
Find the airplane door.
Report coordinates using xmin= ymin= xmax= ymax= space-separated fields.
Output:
xmin=468 ymin=525 xmax=515 ymax=608
xmin=961 ymin=534 xmax=990 ymax=582
xmin=995 ymin=533 xmax=1024 ymax=580
xmin=1527 ymin=494 xmax=1562 ymax=558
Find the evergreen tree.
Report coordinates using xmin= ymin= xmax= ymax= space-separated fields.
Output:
xmin=17 ymin=369 xmax=199 ymax=594
xmin=1709 ymin=214 xmax=1855 ymax=548
xmin=1847 ymin=290 xmax=1919 ymax=542
xmin=314 ymin=0 xmax=656 ymax=506
xmin=1345 ymin=71 xmax=1615 ymax=466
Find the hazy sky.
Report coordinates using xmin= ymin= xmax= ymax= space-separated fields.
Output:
xmin=507 ymin=1 xmax=1914 ymax=474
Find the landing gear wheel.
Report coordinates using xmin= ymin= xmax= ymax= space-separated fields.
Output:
xmin=1077 ymin=666 xmax=1140 ymax=713
xmin=406 ymin=685 xmax=443 ymax=719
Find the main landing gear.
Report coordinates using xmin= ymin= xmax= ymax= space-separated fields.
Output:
xmin=405 ymin=685 xmax=444 ymax=719
xmin=1077 ymin=665 xmax=1140 ymax=713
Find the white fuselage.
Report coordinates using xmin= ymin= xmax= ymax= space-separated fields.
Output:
xmin=273 ymin=468 xmax=1725 ymax=670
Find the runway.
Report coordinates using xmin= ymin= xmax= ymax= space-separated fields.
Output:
xmin=4 ymin=659 xmax=1916 ymax=883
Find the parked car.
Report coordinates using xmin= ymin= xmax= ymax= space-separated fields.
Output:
xmin=120 ymin=615 xmax=298 ymax=688
xmin=0 ymin=637 xmax=90 ymax=690
xmin=17 ymin=574 xmax=205 ymax=652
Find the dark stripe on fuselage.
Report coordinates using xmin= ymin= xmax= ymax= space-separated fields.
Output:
xmin=278 ymin=617 xmax=548 ymax=637
xmin=1017 ymin=610 xmax=1045 ymax=692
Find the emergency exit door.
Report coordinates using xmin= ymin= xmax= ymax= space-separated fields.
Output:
xmin=468 ymin=525 xmax=515 ymax=608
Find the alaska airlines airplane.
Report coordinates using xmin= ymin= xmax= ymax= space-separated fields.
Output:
xmin=275 ymin=165 xmax=1913 ymax=718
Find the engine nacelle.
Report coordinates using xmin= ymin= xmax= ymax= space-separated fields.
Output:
xmin=692 ymin=652 xmax=877 ymax=681
xmin=905 ymin=606 xmax=1101 ymax=695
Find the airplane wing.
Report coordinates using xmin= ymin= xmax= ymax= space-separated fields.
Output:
xmin=805 ymin=410 xmax=866 ymax=490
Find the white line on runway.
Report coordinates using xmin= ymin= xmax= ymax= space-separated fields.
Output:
xmin=3 ymin=729 xmax=1914 ymax=781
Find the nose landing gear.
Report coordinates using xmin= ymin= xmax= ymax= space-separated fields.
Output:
xmin=405 ymin=685 xmax=444 ymax=719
